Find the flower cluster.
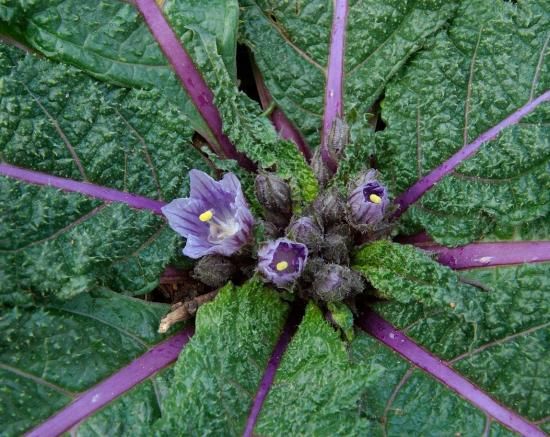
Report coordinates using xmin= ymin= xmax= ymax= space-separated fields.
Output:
xmin=162 ymin=169 xmax=390 ymax=301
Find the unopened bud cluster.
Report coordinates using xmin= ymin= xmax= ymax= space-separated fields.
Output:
xmin=252 ymin=168 xmax=391 ymax=302
xmin=162 ymin=167 xmax=391 ymax=303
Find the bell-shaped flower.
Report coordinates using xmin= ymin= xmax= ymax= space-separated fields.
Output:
xmin=348 ymin=170 xmax=389 ymax=226
xmin=161 ymin=170 xmax=254 ymax=259
xmin=258 ymin=238 xmax=308 ymax=287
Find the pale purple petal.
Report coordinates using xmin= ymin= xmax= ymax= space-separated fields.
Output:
xmin=161 ymin=198 xmax=209 ymax=238
xmin=189 ymin=169 xmax=230 ymax=206
xmin=182 ymin=235 xmax=216 ymax=259
xmin=220 ymin=172 xmax=242 ymax=195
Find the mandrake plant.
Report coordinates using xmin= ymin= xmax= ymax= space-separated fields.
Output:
xmin=0 ymin=0 xmax=549 ymax=435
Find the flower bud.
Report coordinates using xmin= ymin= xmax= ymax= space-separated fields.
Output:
xmin=255 ymin=173 xmax=292 ymax=217
xmin=192 ymin=255 xmax=236 ymax=288
xmin=322 ymin=232 xmax=350 ymax=265
xmin=326 ymin=117 xmax=349 ymax=159
xmin=301 ymin=256 xmax=325 ymax=284
xmin=312 ymin=264 xmax=364 ymax=302
xmin=313 ymin=188 xmax=347 ymax=227
xmin=258 ymin=238 xmax=308 ymax=288
xmin=287 ymin=216 xmax=323 ymax=252
xmin=348 ymin=169 xmax=389 ymax=228
xmin=311 ymin=149 xmax=332 ymax=187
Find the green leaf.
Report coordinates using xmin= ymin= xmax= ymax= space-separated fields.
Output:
xmin=363 ymin=261 xmax=550 ymax=428
xmin=332 ymin=129 xmax=376 ymax=189
xmin=0 ymin=46 xmax=208 ymax=304
xmin=153 ymin=279 xmax=289 ymax=435
xmin=201 ymin=40 xmax=319 ymax=205
xmin=377 ymin=0 xmax=550 ymax=245
xmin=240 ymin=0 xmax=456 ymax=147
xmin=1 ymin=0 xmax=239 ymax=148
xmin=354 ymin=240 xmax=484 ymax=323
xmin=350 ymin=333 xmax=491 ymax=436
xmin=255 ymin=303 xmax=374 ymax=435
xmin=0 ymin=289 xmax=173 ymax=436
xmin=327 ymin=301 xmax=355 ymax=341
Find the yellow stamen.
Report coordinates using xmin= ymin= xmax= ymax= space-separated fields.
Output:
xmin=199 ymin=209 xmax=214 ymax=222
xmin=369 ymin=194 xmax=382 ymax=204
xmin=276 ymin=261 xmax=289 ymax=271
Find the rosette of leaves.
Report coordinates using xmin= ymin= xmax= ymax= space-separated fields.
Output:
xmin=1 ymin=0 xmax=549 ymax=436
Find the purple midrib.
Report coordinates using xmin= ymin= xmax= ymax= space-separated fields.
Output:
xmin=25 ymin=327 xmax=194 ymax=437
xmin=134 ymin=0 xmax=255 ymax=171
xmin=420 ymin=240 xmax=550 ymax=269
xmin=393 ymin=90 xmax=550 ymax=218
xmin=320 ymin=0 xmax=348 ymax=173
xmin=242 ymin=305 xmax=303 ymax=437
xmin=1 ymin=163 xmax=166 ymax=214
xmin=357 ymin=310 xmax=545 ymax=437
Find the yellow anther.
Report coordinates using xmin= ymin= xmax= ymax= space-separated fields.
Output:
xmin=199 ymin=209 xmax=214 ymax=222
xmin=276 ymin=261 xmax=289 ymax=271
xmin=369 ymin=194 xmax=382 ymax=204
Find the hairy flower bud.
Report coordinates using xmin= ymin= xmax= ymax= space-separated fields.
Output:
xmin=322 ymin=232 xmax=350 ymax=265
xmin=348 ymin=170 xmax=389 ymax=228
xmin=312 ymin=264 xmax=364 ymax=302
xmin=301 ymin=256 xmax=325 ymax=284
xmin=192 ymin=255 xmax=236 ymax=288
xmin=311 ymin=149 xmax=331 ymax=187
xmin=255 ymin=173 xmax=292 ymax=218
xmin=313 ymin=188 xmax=347 ymax=227
xmin=287 ymin=216 xmax=323 ymax=252
xmin=258 ymin=238 xmax=308 ymax=287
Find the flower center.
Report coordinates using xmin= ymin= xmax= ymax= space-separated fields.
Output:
xmin=369 ymin=194 xmax=382 ymax=204
xmin=198 ymin=209 xmax=240 ymax=243
xmin=276 ymin=261 xmax=289 ymax=271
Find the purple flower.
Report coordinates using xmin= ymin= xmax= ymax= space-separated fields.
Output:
xmin=258 ymin=238 xmax=308 ymax=287
xmin=161 ymin=170 xmax=254 ymax=259
xmin=348 ymin=170 xmax=389 ymax=226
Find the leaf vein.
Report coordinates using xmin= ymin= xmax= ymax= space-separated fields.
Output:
xmin=449 ymin=321 xmax=550 ymax=364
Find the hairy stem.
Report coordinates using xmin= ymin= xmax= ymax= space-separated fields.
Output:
xmin=321 ymin=0 xmax=348 ymax=173
xmin=393 ymin=90 xmax=550 ymax=218
xmin=0 ymin=163 xmax=165 ymax=214
xmin=134 ymin=0 xmax=255 ymax=171
xmin=26 ymin=328 xmax=194 ymax=437
xmin=357 ymin=310 xmax=545 ymax=436
xmin=419 ymin=241 xmax=550 ymax=269
xmin=251 ymin=60 xmax=312 ymax=161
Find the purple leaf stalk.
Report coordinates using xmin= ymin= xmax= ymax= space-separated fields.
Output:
xmin=0 ymin=163 xmax=166 ymax=214
xmin=26 ymin=328 xmax=194 ymax=437
xmin=162 ymin=170 xmax=254 ymax=258
xmin=393 ymin=90 xmax=550 ymax=217
xmin=357 ymin=311 xmax=545 ymax=437
xmin=135 ymin=0 xmax=255 ymax=171
xmin=252 ymin=61 xmax=312 ymax=161
xmin=321 ymin=0 xmax=349 ymax=173
xmin=422 ymin=240 xmax=550 ymax=269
